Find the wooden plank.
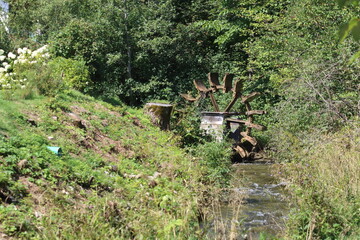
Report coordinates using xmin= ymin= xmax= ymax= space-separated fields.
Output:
xmin=240 ymin=132 xmax=258 ymax=146
xmin=245 ymin=110 xmax=267 ymax=116
xmin=235 ymin=145 xmax=248 ymax=158
xmin=208 ymin=73 xmax=221 ymax=88
xmin=223 ymin=73 xmax=234 ymax=93
xmin=193 ymin=79 xmax=209 ymax=93
xmin=226 ymin=118 xmax=266 ymax=131
xmin=241 ymin=92 xmax=261 ymax=103
xmin=180 ymin=93 xmax=198 ymax=102
xmin=233 ymin=79 xmax=243 ymax=95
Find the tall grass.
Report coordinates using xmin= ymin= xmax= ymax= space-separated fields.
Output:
xmin=284 ymin=121 xmax=360 ymax=239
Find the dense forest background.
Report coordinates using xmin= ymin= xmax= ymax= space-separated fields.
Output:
xmin=0 ymin=0 xmax=357 ymax=106
xmin=1 ymin=0 xmax=359 ymax=160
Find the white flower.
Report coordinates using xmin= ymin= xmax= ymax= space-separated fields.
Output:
xmin=30 ymin=61 xmax=37 ymax=64
xmin=5 ymin=65 xmax=11 ymax=71
xmin=0 ymin=49 xmax=4 ymax=55
xmin=14 ymin=60 xmax=18 ymax=64
xmin=21 ymin=85 xmax=26 ymax=89
xmin=0 ymin=68 xmax=5 ymax=73
xmin=0 ymin=55 xmax=5 ymax=61
xmin=8 ymin=52 xmax=16 ymax=59
xmin=17 ymin=48 xmax=23 ymax=54
xmin=2 ymin=62 xmax=8 ymax=67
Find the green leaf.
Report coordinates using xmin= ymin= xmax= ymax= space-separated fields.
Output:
xmin=351 ymin=19 xmax=360 ymax=41
xmin=337 ymin=0 xmax=347 ymax=7
xmin=339 ymin=18 xmax=360 ymax=42
xmin=348 ymin=50 xmax=360 ymax=64
xmin=337 ymin=0 xmax=360 ymax=7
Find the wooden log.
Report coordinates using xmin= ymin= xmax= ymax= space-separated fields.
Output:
xmin=223 ymin=73 xmax=234 ymax=93
xmin=194 ymin=79 xmax=209 ymax=93
xmin=225 ymin=118 xmax=266 ymax=131
xmin=241 ymin=92 xmax=261 ymax=103
xmin=235 ymin=145 xmax=249 ymax=158
xmin=245 ymin=110 xmax=267 ymax=116
xmin=180 ymin=93 xmax=199 ymax=102
xmin=240 ymin=132 xmax=258 ymax=146
xmin=144 ymin=103 xmax=173 ymax=130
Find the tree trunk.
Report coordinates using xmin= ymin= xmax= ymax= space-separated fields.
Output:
xmin=144 ymin=103 xmax=173 ymax=130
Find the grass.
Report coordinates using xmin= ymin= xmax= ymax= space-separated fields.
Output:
xmin=0 ymin=89 xmax=231 ymax=239
xmin=281 ymin=121 xmax=360 ymax=239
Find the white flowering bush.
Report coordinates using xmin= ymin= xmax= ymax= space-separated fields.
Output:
xmin=0 ymin=45 xmax=91 ymax=99
xmin=0 ymin=46 xmax=50 ymax=93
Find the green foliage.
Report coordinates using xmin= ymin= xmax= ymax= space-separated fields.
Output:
xmin=190 ymin=141 xmax=232 ymax=185
xmin=48 ymin=57 xmax=90 ymax=91
xmin=283 ymin=123 xmax=360 ymax=239
xmin=0 ymin=90 xmax=225 ymax=239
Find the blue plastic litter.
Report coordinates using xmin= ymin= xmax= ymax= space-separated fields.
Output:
xmin=47 ymin=146 xmax=62 ymax=156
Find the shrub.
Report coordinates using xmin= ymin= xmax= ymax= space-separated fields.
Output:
xmin=48 ymin=57 xmax=90 ymax=91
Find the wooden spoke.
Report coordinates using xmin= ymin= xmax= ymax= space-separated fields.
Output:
xmin=241 ymin=92 xmax=261 ymax=103
xmin=208 ymin=92 xmax=220 ymax=112
xmin=224 ymin=95 xmax=239 ymax=112
xmin=224 ymin=79 xmax=243 ymax=112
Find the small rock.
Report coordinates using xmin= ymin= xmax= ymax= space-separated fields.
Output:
xmin=47 ymin=136 xmax=55 ymax=141
xmin=52 ymin=116 xmax=58 ymax=121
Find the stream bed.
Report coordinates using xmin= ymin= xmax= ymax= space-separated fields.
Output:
xmin=207 ymin=162 xmax=290 ymax=239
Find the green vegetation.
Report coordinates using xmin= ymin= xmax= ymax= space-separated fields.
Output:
xmin=1 ymin=0 xmax=360 ymax=238
xmin=0 ymin=90 xmax=231 ymax=239
xmin=282 ymin=123 xmax=360 ymax=239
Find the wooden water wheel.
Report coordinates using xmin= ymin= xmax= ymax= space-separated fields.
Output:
xmin=180 ymin=73 xmax=267 ymax=160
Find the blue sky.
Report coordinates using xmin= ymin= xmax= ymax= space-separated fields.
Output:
xmin=0 ymin=1 xmax=9 ymax=12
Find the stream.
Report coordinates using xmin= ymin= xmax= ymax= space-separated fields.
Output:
xmin=206 ymin=162 xmax=290 ymax=239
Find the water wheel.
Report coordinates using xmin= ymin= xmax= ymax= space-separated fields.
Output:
xmin=180 ymin=73 xmax=267 ymax=160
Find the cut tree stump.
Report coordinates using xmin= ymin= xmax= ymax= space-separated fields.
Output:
xmin=144 ymin=103 xmax=173 ymax=130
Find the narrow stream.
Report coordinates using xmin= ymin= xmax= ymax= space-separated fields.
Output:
xmin=206 ymin=162 xmax=290 ymax=239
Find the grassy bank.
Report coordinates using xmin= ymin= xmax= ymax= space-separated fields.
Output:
xmin=0 ymin=90 xmax=230 ymax=239
xmin=277 ymin=122 xmax=360 ymax=239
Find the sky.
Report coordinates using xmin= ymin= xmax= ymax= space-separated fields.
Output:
xmin=0 ymin=1 xmax=8 ymax=12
